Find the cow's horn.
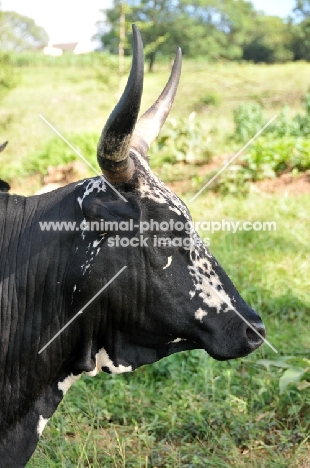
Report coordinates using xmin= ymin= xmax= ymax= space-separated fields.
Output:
xmin=130 ymin=48 xmax=182 ymax=157
xmin=0 ymin=141 xmax=8 ymax=153
xmin=97 ymin=25 xmax=144 ymax=183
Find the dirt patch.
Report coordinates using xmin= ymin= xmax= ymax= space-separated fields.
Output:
xmin=255 ymin=172 xmax=310 ymax=194
xmin=166 ymin=153 xmax=232 ymax=195
xmin=10 ymin=161 xmax=89 ymax=196
xmin=42 ymin=161 xmax=88 ymax=185
xmin=168 ymin=157 xmax=310 ymax=196
xmin=33 ymin=161 xmax=89 ymax=195
xmin=8 ymin=158 xmax=310 ymax=197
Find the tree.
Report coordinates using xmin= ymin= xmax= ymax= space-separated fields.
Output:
xmin=96 ymin=0 xmax=259 ymax=70
xmin=179 ymin=0 xmax=258 ymax=60
xmin=96 ymin=0 xmax=180 ymax=71
xmin=294 ymin=0 xmax=310 ymax=18
xmin=291 ymin=17 xmax=310 ymax=60
xmin=0 ymin=5 xmax=19 ymax=101
xmin=0 ymin=11 xmax=49 ymax=52
xmin=289 ymin=1 xmax=310 ymax=60
xmin=242 ymin=16 xmax=294 ymax=63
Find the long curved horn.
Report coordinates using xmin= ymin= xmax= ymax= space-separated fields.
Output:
xmin=130 ymin=48 xmax=182 ymax=157
xmin=97 ymin=25 xmax=144 ymax=183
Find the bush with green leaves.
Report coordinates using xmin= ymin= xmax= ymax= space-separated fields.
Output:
xmin=215 ymin=92 xmax=310 ymax=194
xmin=214 ymin=164 xmax=253 ymax=196
xmin=149 ymin=112 xmax=213 ymax=166
xmin=233 ymin=102 xmax=265 ymax=142
xmin=24 ymin=132 xmax=99 ymax=177
xmin=233 ymin=91 xmax=310 ymax=142
xmin=195 ymin=92 xmax=221 ymax=111
xmin=217 ymin=136 xmax=310 ymax=194
xmin=21 ymin=116 xmax=213 ymax=179
xmin=0 ymin=53 xmax=19 ymax=101
xmin=244 ymin=136 xmax=310 ymax=178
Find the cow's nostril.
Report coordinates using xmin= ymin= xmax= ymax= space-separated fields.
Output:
xmin=246 ymin=322 xmax=266 ymax=347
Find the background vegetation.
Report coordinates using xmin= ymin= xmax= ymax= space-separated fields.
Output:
xmin=98 ymin=0 xmax=310 ymax=69
xmin=0 ymin=1 xmax=309 ymax=467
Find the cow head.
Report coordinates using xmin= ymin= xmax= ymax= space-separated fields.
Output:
xmin=59 ymin=25 xmax=265 ymax=375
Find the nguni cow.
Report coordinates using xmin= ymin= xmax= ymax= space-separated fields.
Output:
xmin=0 ymin=26 xmax=266 ymax=467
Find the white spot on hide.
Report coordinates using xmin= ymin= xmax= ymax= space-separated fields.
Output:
xmin=168 ymin=206 xmax=181 ymax=215
xmin=168 ymin=337 xmax=186 ymax=344
xmin=195 ymin=308 xmax=208 ymax=322
xmin=77 ymin=177 xmax=107 ymax=211
xmin=71 ymin=284 xmax=77 ymax=304
xmin=58 ymin=373 xmax=81 ymax=395
xmin=85 ymin=348 xmax=132 ymax=376
xmin=77 ymin=177 xmax=107 ymax=241
xmin=187 ymin=232 xmax=230 ymax=313
xmin=163 ymin=256 xmax=172 ymax=270
xmin=93 ymin=239 xmax=102 ymax=248
xmin=136 ymin=156 xmax=184 ymax=217
xmin=37 ymin=415 xmax=49 ymax=436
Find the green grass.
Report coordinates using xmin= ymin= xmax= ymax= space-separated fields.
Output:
xmin=28 ymin=193 xmax=310 ymax=467
xmin=1 ymin=56 xmax=309 ymax=467
xmin=2 ymin=59 xmax=310 ymax=187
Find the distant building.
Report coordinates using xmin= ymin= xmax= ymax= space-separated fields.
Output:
xmin=43 ymin=41 xmax=93 ymax=56
xmin=43 ymin=42 xmax=63 ymax=56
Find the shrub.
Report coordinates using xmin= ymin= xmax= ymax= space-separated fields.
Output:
xmin=215 ymin=91 xmax=310 ymax=194
xmin=24 ymin=132 xmax=99 ymax=176
xmin=195 ymin=92 xmax=221 ymax=111
xmin=214 ymin=164 xmax=252 ymax=196
xmin=217 ymin=136 xmax=310 ymax=194
xmin=149 ymin=112 xmax=213 ymax=166
xmin=243 ymin=136 xmax=310 ymax=178
xmin=0 ymin=53 xmax=19 ymax=101
xmin=233 ymin=102 xmax=264 ymax=142
xmin=234 ymin=91 xmax=310 ymax=142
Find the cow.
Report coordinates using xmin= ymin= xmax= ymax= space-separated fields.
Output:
xmin=0 ymin=26 xmax=265 ymax=467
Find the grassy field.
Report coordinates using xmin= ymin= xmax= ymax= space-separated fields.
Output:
xmin=1 ymin=56 xmax=310 ymax=467
xmin=2 ymin=57 xmax=310 ymax=185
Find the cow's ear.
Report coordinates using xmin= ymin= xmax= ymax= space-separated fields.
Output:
xmin=81 ymin=192 xmax=141 ymax=228
xmin=0 ymin=179 xmax=10 ymax=192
